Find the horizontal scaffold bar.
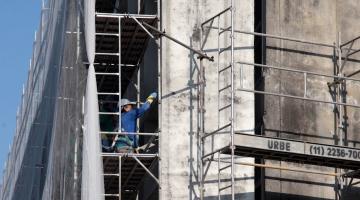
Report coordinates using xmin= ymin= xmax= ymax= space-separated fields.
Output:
xmin=84 ymin=62 xmax=136 ymax=67
xmin=99 ymin=112 xmax=119 ymax=115
xmin=237 ymin=61 xmax=360 ymax=108
xmin=237 ymin=87 xmax=360 ymax=109
xmin=95 ymin=13 xmax=157 ymax=19
xmin=206 ymin=27 xmax=335 ymax=48
xmin=95 ymin=72 xmax=119 ymax=75
xmin=95 ymin=52 xmax=119 ymax=56
xmin=103 ymin=173 xmax=119 ymax=177
xmin=100 ymin=132 xmax=159 ymax=136
xmin=104 ymin=194 xmax=120 ymax=197
xmin=97 ymin=92 xmax=119 ymax=95
xmin=95 ymin=32 xmax=119 ymax=36
xmin=101 ymin=153 xmax=158 ymax=158
xmin=213 ymin=159 xmax=339 ymax=177
xmin=238 ymin=61 xmax=360 ymax=82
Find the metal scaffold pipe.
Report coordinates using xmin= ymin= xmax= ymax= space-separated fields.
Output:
xmin=214 ymin=159 xmax=339 ymax=177
xmin=141 ymin=22 xmax=214 ymax=61
xmin=230 ymin=0 xmax=235 ymax=199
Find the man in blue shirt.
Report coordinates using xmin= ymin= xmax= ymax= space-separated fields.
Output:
xmin=114 ymin=92 xmax=157 ymax=153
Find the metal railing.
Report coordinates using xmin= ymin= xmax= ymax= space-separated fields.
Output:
xmin=199 ymin=1 xmax=360 ymax=200
xmin=200 ymin=4 xmax=236 ymax=199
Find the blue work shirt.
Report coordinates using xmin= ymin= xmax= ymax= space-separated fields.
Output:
xmin=121 ymin=102 xmax=150 ymax=148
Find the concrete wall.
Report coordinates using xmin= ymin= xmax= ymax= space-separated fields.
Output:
xmin=265 ymin=0 xmax=360 ymax=199
xmin=160 ymin=0 xmax=254 ymax=199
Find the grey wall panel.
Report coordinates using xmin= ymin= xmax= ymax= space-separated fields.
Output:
xmin=265 ymin=0 xmax=360 ymax=199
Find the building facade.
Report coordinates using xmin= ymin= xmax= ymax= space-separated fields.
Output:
xmin=2 ymin=1 xmax=360 ymax=200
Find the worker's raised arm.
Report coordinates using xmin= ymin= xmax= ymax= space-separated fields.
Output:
xmin=136 ymin=92 xmax=157 ymax=118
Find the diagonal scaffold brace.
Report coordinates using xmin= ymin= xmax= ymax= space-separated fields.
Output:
xmin=139 ymin=21 xmax=214 ymax=62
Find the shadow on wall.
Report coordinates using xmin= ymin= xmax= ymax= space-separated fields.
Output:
xmin=188 ymin=37 xmax=201 ymax=200
xmin=265 ymin=187 xmax=360 ymax=200
xmin=206 ymin=193 xmax=254 ymax=200
xmin=265 ymin=192 xmax=333 ymax=200
xmin=342 ymin=186 xmax=360 ymax=199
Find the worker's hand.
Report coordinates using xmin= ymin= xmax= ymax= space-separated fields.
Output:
xmin=149 ymin=92 xmax=157 ymax=99
xmin=146 ymin=92 xmax=157 ymax=103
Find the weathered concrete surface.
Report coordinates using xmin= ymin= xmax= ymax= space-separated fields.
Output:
xmin=160 ymin=0 xmax=254 ymax=199
xmin=265 ymin=0 xmax=360 ymax=199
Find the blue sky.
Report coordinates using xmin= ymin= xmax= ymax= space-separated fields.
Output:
xmin=0 ymin=1 xmax=42 ymax=175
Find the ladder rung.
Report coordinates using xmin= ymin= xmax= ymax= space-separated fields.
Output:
xmin=219 ymin=104 xmax=231 ymax=111
xmin=101 ymin=153 xmax=158 ymax=158
xmin=92 ymin=63 xmax=136 ymax=67
xmin=103 ymin=173 xmax=119 ymax=176
xmin=97 ymin=92 xmax=119 ymax=96
xmin=218 ymin=65 xmax=231 ymax=73
xmin=99 ymin=112 xmax=119 ymax=115
xmin=219 ymin=165 xmax=231 ymax=172
xmin=219 ymin=184 xmax=232 ymax=191
xmin=120 ymin=64 xmax=137 ymax=67
xmin=219 ymin=85 xmax=231 ymax=93
xmin=219 ymin=26 xmax=231 ymax=35
xmin=95 ymin=52 xmax=120 ymax=56
xmin=219 ymin=45 xmax=231 ymax=54
xmin=100 ymin=132 xmax=159 ymax=136
xmin=96 ymin=32 xmax=119 ymax=36
xmin=104 ymin=194 xmax=120 ymax=197
xmin=95 ymin=72 xmax=120 ymax=75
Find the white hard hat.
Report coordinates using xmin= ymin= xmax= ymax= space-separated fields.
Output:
xmin=120 ymin=99 xmax=136 ymax=108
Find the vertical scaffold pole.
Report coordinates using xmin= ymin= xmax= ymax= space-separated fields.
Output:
xmin=199 ymin=15 xmax=206 ymax=200
xmin=338 ymin=32 xmax=343 ymax=148
xmin=137 ymin=64 xmax=140 ymax=136
xmin=217 ymin=16 xmax=221 ymax=128
xmin=338 ymin=32 xmax=343 ymax=194
xmin=119 ymin=17 xmax=122 ymax=134
xmin=230 ymin=0 xmax=235 ymax=199
xmin=199 ymin=27 xmax=205 ymax=200
xmin=334 ymin=31 xmax=344 ymax=200
xmin=157 ymin=0 xmax=162 ymax=199
xmin=218 ymin=153 xmax=221 ymax=200
xmin=338 ymin=32 xmax=345 ymax=196
xmin=119 ymin=156 xmax=122 ymax=200
xmin=118 ymin=17 xmax=122 ymax=200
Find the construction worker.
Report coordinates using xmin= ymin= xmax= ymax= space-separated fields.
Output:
xmin=114 ymin=92 xmax=157 ymax=153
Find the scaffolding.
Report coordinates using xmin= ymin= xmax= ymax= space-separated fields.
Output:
xmin=95 ymin=0 xmax=360 ymax=199
xmin=5 ymin=0 xmax=360 ymax=199
xmin=94 ymin=0 xmax=213 ymax=199
xmin=200 ymin=1 xmax=360 ymax=200
xmin=94 ymin=1 xmax=160 ymax=198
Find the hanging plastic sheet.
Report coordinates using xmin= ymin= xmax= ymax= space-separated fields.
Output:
xmin=84 ymin=0 xmax=96 ymax=63
xmin=82 ymin=66 xmax=105 ymax=200
xmin=82 ymin=0 xmax=105 ymax=199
